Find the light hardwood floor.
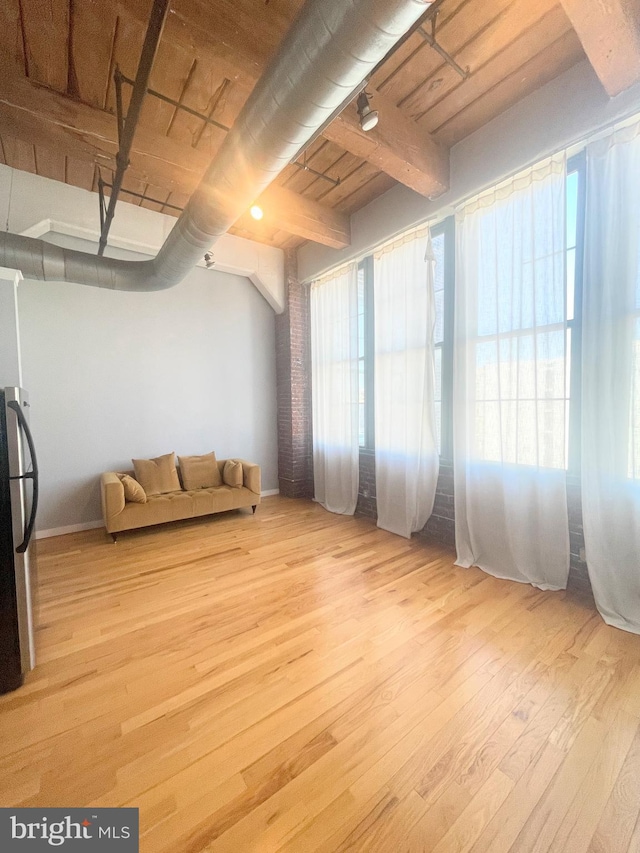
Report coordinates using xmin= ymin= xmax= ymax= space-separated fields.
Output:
xmin=1 ymin=496 xmax=640 ymax=852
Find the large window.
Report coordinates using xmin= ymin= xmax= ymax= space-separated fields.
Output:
xmin=470 ymin=161 xmax=574 ymax=471
xmin=357 ymin=222 xmax=454 ymax=457
xmin=350 ymin=171 xmax=584 ymax=473
xmin=466 ymin=157 xmax=585 ymax=472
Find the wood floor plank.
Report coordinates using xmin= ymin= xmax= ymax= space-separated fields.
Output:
xmin=547 ymin=711 xmax=639 ymax=853
xmin=1 ymin=496 xmax=638 ymax=853
xmin=587 ymin=722 xmax=640 ymax=853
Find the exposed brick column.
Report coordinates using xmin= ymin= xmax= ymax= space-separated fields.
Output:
xmin=419 ymin=462 xmax=455 ymax=547
xmin=275 ymin=250 xmax=314 ymax=498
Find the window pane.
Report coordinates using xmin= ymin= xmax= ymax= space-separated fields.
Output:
xmin=433 ymin=232 xmax=445 ymax=289
xmin=357 ymin=264 xmax=367 ymax=448
xmin=359 ymin=357 xmax=365 ymax=447
xmin=434 ymin=346 xmax=442 ymax=453
xmin=566 ymin=327 xmax=572 ymax=467
xmin=630 ymin=317 xmax=640 ymax=478
xmin=566 ymin=170 xmax=578 ymax=249
xmin=434 ymin=346 xmax=442 ymax=403
xmin=566 ymin=170 xmax=579 ymax=323
xmin=566 ymin=247 xmax=576 ymax=322
xmin=433 ymin=232 xmax=445 ymax=344
xmin=434 ymin=289 xmax=444 ymax=344
xmin=473 ymin=330 xmax=567 ymax=469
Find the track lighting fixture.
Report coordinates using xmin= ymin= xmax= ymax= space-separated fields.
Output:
xmin=357 ymin=91 xmax=378 ymax=132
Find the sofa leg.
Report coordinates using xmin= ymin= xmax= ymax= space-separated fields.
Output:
xmin=110 ymin=532 xmax=118 ymax=544
xmin=252 ymin=505 xmax=257 ymax=514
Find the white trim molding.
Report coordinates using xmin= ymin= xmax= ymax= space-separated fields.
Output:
xmin=36 ymin=494 xmax=279 ymax=539
xmin=35 ymin=520 xmax=103 ymax=539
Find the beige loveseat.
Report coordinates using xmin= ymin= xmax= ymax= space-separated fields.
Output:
xmin=101 ymin=458 xmax=260 ymax=540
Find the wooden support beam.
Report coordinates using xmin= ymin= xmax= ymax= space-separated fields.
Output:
xmin=237 ymin=186 xmax=350 ymax=249
xmin=560 ymin=0 xmax=640 ymax=96
xmin=0 ymin=69 xmax=350 ymax=249
xmin=117 ymin=0 xmax=450 ymax=197
xmin=322 ymin=88 xmax=449 ymax=198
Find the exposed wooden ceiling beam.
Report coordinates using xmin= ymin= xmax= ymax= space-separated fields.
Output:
xmin=0 ymin=69 xmax=350 ymax=249
xmin=322 ymin=89 xmax=449 ymax=199
xmin=235 ymin=185 xmax=352 ymax=248
xmin=118 ymin=0 xmax=450 ymax=198
xmin=560 ymin=0 xmax=640 ymax=96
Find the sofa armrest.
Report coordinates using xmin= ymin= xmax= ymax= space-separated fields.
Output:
xmin=101 ymin=472 xmax=125 ymax=531
xmin=237 ymin=460 xmax=261 ymax=495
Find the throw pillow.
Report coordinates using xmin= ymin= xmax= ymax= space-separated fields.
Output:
xmin=223 ymin=459 xmax=243 ymax=488
xmin=118 ymin=473 xmax=147 ymax=504
xmin=132 ymin=452 xmax=181 ymax=496
xmin=178 ymin=452 xmax=222 ymax=490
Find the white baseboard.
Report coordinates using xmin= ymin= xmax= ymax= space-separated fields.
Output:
xmin=36 ymin=493 xmax=279 ymax=539
xmin=36 ymin=520 xmax=103 ymax=540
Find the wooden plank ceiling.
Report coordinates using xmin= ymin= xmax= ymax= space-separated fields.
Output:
xmin=0 ymin=0 xmax=588 ymax=252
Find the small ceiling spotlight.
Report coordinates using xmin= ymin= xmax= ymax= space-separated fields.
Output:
xmin=357 ymin=91 xmax=378 ymax=132
xmin=250 ymin=205 xmax=264 ymax=221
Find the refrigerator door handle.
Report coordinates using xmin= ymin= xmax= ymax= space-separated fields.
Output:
xmin=7 ymin=401 xmax=39 ymax=554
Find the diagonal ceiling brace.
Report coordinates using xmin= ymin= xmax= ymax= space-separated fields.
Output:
xmin=418 ymin=14 xmax=470 ymax=80
xmin=98 ymin=0 xmax=171 ymax=256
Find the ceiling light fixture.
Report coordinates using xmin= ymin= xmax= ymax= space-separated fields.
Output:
xmin=357 ymin=91 xmax=378 ymax=132
xmin=250 ymin=205 xmax=264 ymax=220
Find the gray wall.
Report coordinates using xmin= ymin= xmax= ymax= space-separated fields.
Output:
xmin=18 ymin=236 xmax=278 ymax=533
xmin=299 ymin=61 xmax=640 ymax=281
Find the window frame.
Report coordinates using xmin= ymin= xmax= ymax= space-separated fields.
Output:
xmin=431 ymin=215 xmax=455 ymax=463
xmin=567 ymin=150 xmax=586 ymax=476
xmin=358 ymin=255 xmax=375 ymax=453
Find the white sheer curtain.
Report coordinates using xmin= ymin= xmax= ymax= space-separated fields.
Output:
xmin=582 ymin=121 xmax=640 ymax=633
xmin=374 ymin=228 xmax=439 ymax=538
xmin=311 ymin=264 xmax=359 ymax=515
xmin=454 ymin=154 xmax=570 ymax=590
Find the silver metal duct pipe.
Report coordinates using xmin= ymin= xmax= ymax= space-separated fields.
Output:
xmin=0 ymin=0 xmax=430 ymax=291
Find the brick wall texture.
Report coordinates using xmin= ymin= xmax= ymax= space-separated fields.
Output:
xmin=275 ymin=250 xmax=313 ymax=498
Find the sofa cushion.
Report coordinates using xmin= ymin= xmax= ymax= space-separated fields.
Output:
xmin=118 ymin=473 xmax=147 ymax=503
xmin=223 ymin=459 xmax=243 ymax=488
xmin=132 ymin=452 xmax=181 ymax=496
xmin=178 ymin=452 xmax=222 ymax=490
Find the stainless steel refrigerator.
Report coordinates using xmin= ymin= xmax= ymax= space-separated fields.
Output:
xmin=0 ymin=387 xmax=38 ymax=694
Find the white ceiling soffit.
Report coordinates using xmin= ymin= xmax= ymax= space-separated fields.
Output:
xmin=20 ymin=218 xmax=285 ymax=313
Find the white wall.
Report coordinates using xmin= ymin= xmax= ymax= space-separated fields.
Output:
xmin=0 ymin=164 xmax=283 ymax=535
xmin=16 ymin=233 xmax=278 ymax=533
xmin=298 ymin=60 xmax=640 ymax=281
xmin=0 ymin=169 xmax=281 ymax=533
